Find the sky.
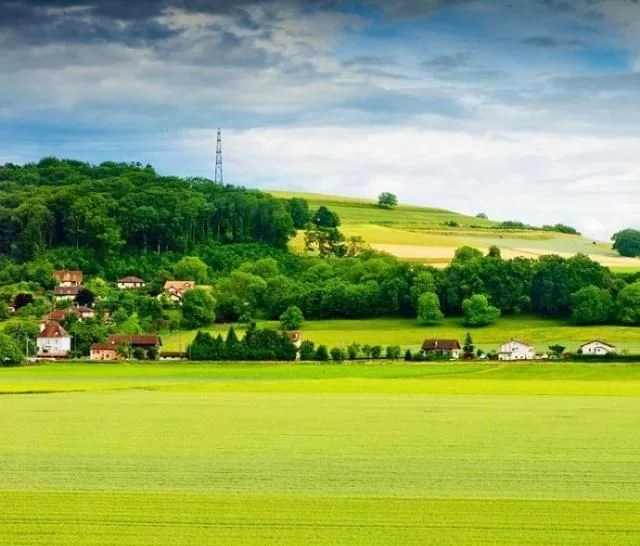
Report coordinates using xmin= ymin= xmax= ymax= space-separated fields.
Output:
xmin=1 ymin=0 xmax=639 ymax=239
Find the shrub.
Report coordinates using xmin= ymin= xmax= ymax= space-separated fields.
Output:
xmin=315 ymin=344 xmax=329 ymax=361
xmin=280 ymin=305 xmax=304 ymax=330
xmin=330 ymin=347 xmax=345 ymax=362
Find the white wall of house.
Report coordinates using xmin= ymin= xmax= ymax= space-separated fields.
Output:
xmin=37 ymin=336 xmax=71 ymax=355
xmin=117 ymin=282 xmax=145 ymax=289
xmin=499 ymin=341 xmax=535 ymax=360
xmin=581 ymin=341 xmax=614 ymax=355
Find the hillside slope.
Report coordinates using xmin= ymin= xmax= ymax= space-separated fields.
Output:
xmin=271 ymin=191 xmax=639 ymax=269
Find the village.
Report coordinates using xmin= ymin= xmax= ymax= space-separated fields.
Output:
xmin=28 ymin=269 xmax=624 ymax=363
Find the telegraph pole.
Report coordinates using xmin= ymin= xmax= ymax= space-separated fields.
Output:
xmin=214 ymin=128 xmax=223 ymax=184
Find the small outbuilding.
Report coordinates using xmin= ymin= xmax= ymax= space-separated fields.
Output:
xmin=90 ymin=343 xmax=118 ymax=361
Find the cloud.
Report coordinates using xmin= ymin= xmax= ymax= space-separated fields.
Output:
xmin=522 ymin=36 xmax=585 ymax=48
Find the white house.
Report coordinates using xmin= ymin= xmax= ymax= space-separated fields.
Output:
xmin=117 ymin=276 xmax=145 ymax=289
xmin=579 ymin=340 xmax=616 ymax=356
xmin=499 ymin=339 xmax=535 ymax=361
xmin=37 ymin=321 xmax=72 ymax=358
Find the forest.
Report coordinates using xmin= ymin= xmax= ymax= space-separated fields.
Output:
xmin=0 ymin=158 xmax=638 ymax=334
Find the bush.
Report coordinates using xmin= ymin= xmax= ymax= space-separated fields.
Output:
xmin=370 ymin=345 xmax=382 ymax=359
xmin=404 ymin=349 xmax=413 ymax=361
xmin=347 ymin=343 xmax=361 ymax=360
xmin=385 ymin=345 xmax=401 ymax=360
xmin=132 ymin=347 xmax=145 ymax=360
xmin=330 ymin=347 xmax=345 ymax=362
xmin=315 ymin=344 xmax=329 ymax=361
xmin=299 ymin=340 xmax=316 ymax=361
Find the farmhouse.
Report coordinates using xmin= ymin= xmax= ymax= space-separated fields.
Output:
xmin=41 ymin=306 xmax=95 ymax=329
xmin=579 ymin=340 xmax=616 ymax=356
xmin=37 ymin=321 xmax=72 ymax=358
xmin=53 ymin=270 xmax=83 ymax=287
xmin=53 ymin=285 xmax=82 ymax=302
xmin=499 ymin=339 xmax=535 ymax=361
xmin=117 ymin=276 xmax=145 ymax=289
xmin=162 ymin=280 xmax=195 ymax=303
xmin=90 ymin=343 xmax=118 ymax=361
xmin=422 ymin=339 xmax=461 ymax=359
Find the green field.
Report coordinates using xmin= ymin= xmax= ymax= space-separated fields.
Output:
xmin=271 ymin=190 xmax=640 ymax=270
xmin=2 ymin=363 xmax=640 ymax=544
xmin=160 ymin=315 xmax=640 ymax=354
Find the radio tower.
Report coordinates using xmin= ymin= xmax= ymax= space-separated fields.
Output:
xmin=214 ymin=128 xmax=223 ymax=184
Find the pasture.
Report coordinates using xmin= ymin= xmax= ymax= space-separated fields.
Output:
xmin=2 ymin=363 xmax=640 ymax=545
xmin=160 ymin=315 xmax=640 ymax=354
xmin=273 ymin=190 xmax=640 ymax=270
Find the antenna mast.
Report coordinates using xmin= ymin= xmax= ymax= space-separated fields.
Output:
xmin=214 ymin=128 xmax=223 ymax=184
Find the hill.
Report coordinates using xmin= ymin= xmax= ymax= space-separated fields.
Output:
xmin=271 ymin=191 xmax=640 ymax=270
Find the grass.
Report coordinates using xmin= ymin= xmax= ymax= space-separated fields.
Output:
xmin=272 ymin=190 xmax=640 ymax=268
xmin=3 ymin=363 xmax=640 ymax=544
xmin=160 ymin=315 xmax=640 ymax=354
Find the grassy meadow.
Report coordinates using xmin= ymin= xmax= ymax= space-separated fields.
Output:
xmin=273 ymin=190 xmax=640 ymax=270
xmin=160 ymin=315 xmax=640 ymax=354
xmin=3 ymin=363 xmax=640 ymax=544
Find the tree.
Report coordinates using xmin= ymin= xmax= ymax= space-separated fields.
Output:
xmin=377 ymin=192 xmax=398 ymax=209
xmin=417 ymin=292 xmax=444 ymax=325
xmin=570 ymin=285 xmax=613 ymax=325
xmin=476 ymin=212 xmax=488 ymax=219
xmin=280 ymin=305 xmax=304 ymax=330
xmin=315 ymin=344 xmax=329 ymax=361
xmin=462 ymin=294 xmax=500 ymax=326
xmin=3 ymin=321 xmax=39 ymax=356
xmin=487 ymin=246 xmax=501 ymax=259
xmin=330 ymin=347 xmax=345 ymax=362
xmin=616 ymin=282 xmax=640 ymax=324
xmin=361 ymin=344 xmax=372 ymax=359
xmin=347 ymin=343 xmax=361 ymax=360
xmin=116 ymin=341 xmax=132 ymax=359
xmin=289 ymin=198 xmax=311 ymax=229
xmin=612 ymin=229 xmax=640 ymax=258
xmin=370 ymin=345 xmax=382 ymax=359
xmin=75 ymin=288 xmax=95 ymax=307
xmin=132 ymin=347 xmax=145 ymax=360
xmin=0 ymin=333 xmax=24 ymax=366
xmin=453 ymin=246 xmax=483 ymax=264
xmin=410 ymin=271 xmax=436 ymax=308
xmin=404 ymin=349 xmax=413 ymax=361
xmin=548 ymin=344 xmax=565 ymax=358
xmin=312 ymin=206 xmax=340 ymax=228
xmin=174 ymin=256 xmax=208 ymax=284
xmin=385 ymin=345 xmax=401 ymax=360
xmin=147 ymin=346 xmax=158 ymax=360
xmin=463 ymin=332 xmax=474 ymax=359
xmin=181 ymin=288 xmax=216 ymax=329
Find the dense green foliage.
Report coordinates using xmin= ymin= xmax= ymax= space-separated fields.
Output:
xmin=462 ymin=294 xmax=501 ymax=326
xmin=0 ymin=333 xmax=24 ymax=366
xmin=570 ymin=285 xmax=613 ymax=325
xmin=181 ymin=288 xmax=216 ymax=329
xmin=0 ymin=158 xmax=295 ymax=261
xmin=377 ymin=192 xmax=398 ymax=209
xmin=187 ymin=325 xmax=297 ymax=361
xmin=612 ymin=228 xmax=640 ymax=257
xmin=280 ymin=305 xmax=304 ymax=330
xmin=416 ymin=292 xmax=444 ymax=325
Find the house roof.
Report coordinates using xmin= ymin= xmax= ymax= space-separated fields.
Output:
xmin=42 ymin=309 xmax=72 ymax=322
xmin=579 ymin=340 xmax=616 ymax=348
xmin=118 ymin=276 xmax=145 ymax=283
xmin=163 ymin=280 xmax=195 ymax=292
xmin=422 ymin=339 xmax=461 ymax=351
xmin=108 ymin=334 xmax=162 ymax=347
xmin=38 ymin=321 xmax=70 ymax=339
xmin=503 ymin=338 xmax=534 ymax=348
xmin=90 ymin=343 xmax=117 ymax=352
xmin=53 ymin=285 xmax=82 ymax=296
xmin=53 ymin=270 xmax=83 ymax=283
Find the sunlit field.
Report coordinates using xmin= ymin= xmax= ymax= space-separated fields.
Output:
xmin=274 ymin=191 xmax=640 ymax=269
xmin=160 ymin=315 xmax=640 ymax=354
xmin=2 ymin=363 xmax=640 ymax=545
